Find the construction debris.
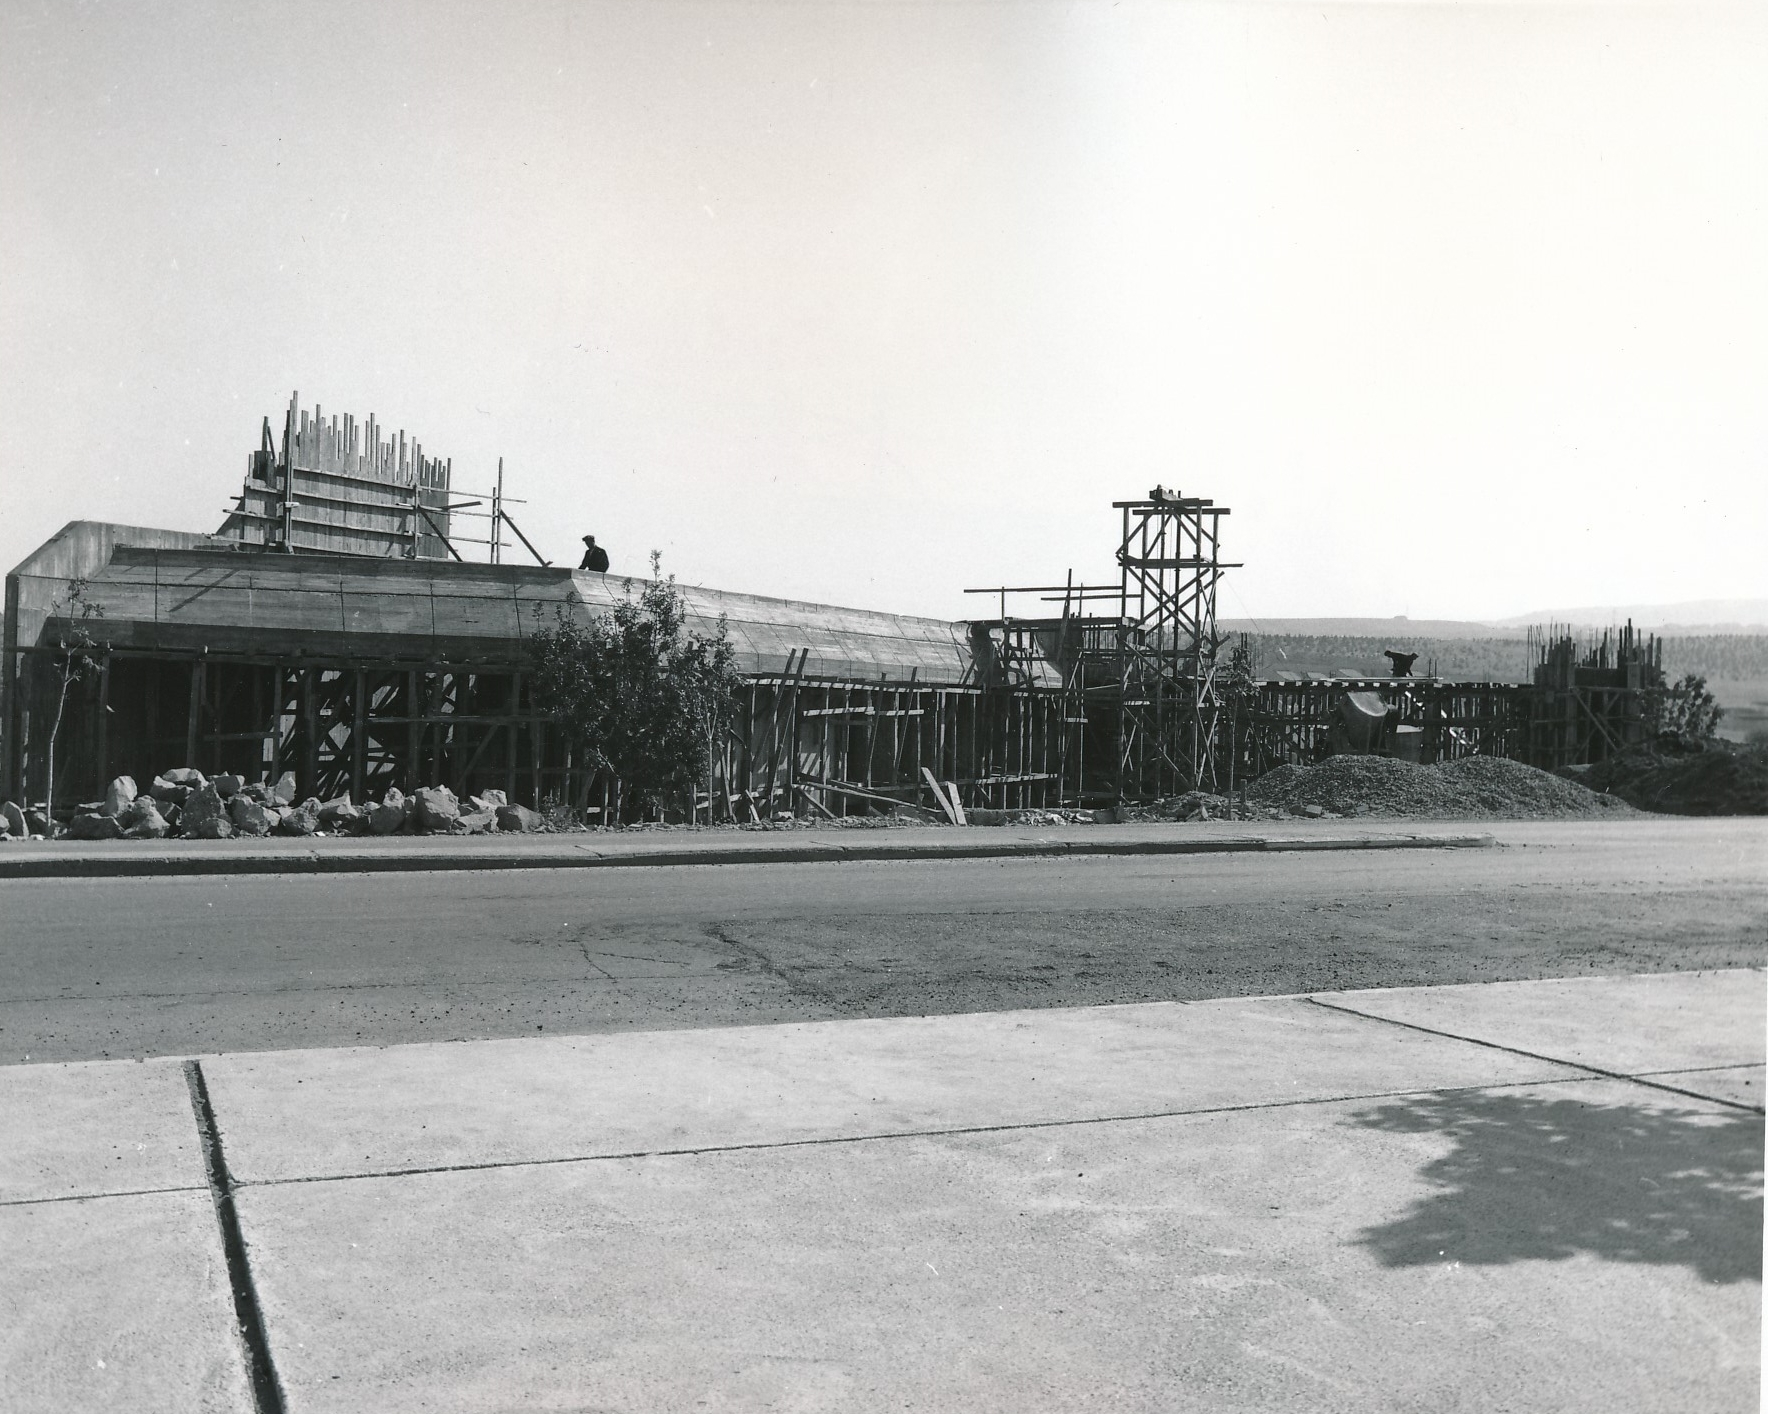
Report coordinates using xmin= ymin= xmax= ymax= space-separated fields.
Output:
xmin=0 ymin=769 xmax=557 ymax=841
xmin=1248 ymin=755 xmax=1635 ymax=820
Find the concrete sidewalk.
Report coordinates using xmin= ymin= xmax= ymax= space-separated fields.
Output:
xmin=3 ymin=970 xmax=1761 ymax=1412
xmin=0 ymin=818 xmax=1494 ymax=879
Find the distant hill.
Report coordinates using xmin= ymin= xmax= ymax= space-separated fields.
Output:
xmin=1492 ymin=598 xmax=1768 ymax=631
xmin=1219 ymin=617 xmax=1523 ymax=641
xmin=1222 ymin=602 xmax=1768 ymax=639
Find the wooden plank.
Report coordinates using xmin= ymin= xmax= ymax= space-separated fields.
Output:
xmin=505 ymin=673 xmax=520 ymax=803
xmin=94 ymin=654 xmax=111 ymax=787
xmin=303 ymin=668 xmax=319 ymax=797
xmin=798 ymin=779 xmax=914 ymax=811
xmin=352 ymin=669 xmax=367 ymax=802
xmin=185 ymin=660 xmax=203 ymax=768
xmin=793 ymin=782 xmax=837 ymax=820
xmin=920 ymin=766 xmax=959 ymax=826
xmin=759 ymin=648 xmax=807 ymax=815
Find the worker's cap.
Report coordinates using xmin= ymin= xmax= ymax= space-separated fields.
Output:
xmin=582 ymin=534 xmax=596 ymax=544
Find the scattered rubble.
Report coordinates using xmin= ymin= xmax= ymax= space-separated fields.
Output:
xmin=67 ymin=812 xmax=122 ymax=840
xmin=278 ymin=798 xmax=321 ymax=836
xmin=0 ymin=767 xmax=564 ymax=842
xmin=318 ymin=795 xmax=361 ymax=831
xmin=102 ymin=775 xmax=137 ymax=817
xmin=182 ymin=783 xmax=233 ymax=838
xmin=495 ymin=802 xmax=545 ymax=833
xmin=119 ymin=796 xmax=170 ymax=839
xmin=368 ymin=787 xmax=408 ymax=835
xmin=3 ymin=747 xmax=1686 ymax=843
xmin=412 ymin=786 xmax=462 ymax=833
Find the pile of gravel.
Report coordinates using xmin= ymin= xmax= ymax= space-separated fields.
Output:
xmin=1247 ymin=754 xmax=1635 ymax=820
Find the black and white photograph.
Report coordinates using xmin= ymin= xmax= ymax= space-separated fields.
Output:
xmin=1 ymin=1 xmax=1762 ymax=1410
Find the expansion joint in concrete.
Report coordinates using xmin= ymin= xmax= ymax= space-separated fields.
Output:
xmin=184 ymin=1058 xmax=288 ymax=1414
xmin=233 ymin=1071 xmax=1614 ymax=1194
xmin=0 ymin=1182 xmax=206 ymax=1210
xmin=1303 ymin=996 xmax=1767 ymax=1116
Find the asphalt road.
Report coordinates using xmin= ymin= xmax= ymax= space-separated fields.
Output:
xmin=2 ymin=818 xmax=1762 ymax=1065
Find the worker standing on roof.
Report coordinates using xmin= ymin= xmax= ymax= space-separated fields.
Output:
xmin=579 ymin=535 xmax=610 ymax=573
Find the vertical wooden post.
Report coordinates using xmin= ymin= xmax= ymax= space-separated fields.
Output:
xmin=94 ymin=653 xmax=111 ymax=792
xmin=281 ymin=394 xmax=298 ymax=551
xmin=1227 ymin=700 xmax=1237 ymax=821
xmin=185 ymin=660 xmax=204 ymax=769
xmin=406 ymin=670 xmax=420 ymax=790
xmin=146 ymin=660 xmax=161 ymax=778
xmin=268 ymin=667 xmax=283 ymax=783
xmin=303 ymin=669 xmax=319 ymax=797
xmin=934 ymin=692 xmax=944 ymax=794
xmin=820 ymin=689 xmax=832 ymax=809
xmin=352 ymin=669 xmax=367 ymax=802
xmin=506 ymin=672 xmax=520 ymax=803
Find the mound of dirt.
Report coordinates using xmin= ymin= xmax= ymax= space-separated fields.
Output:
xmin=1248 ymin=754 xmax=1635 ymax=820
xmin=1571 ymin=740 xmax=1768 ymax=816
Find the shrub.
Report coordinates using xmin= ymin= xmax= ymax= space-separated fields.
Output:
xmin=45 ymin=578 xmax=105 ymax=827
xmin=528 ymin=554 xmax=742 ymax=822
xmin=1644 ymin=673 xmax=1724 ymax=741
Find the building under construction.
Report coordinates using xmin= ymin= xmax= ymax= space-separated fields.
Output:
xmin=3 ymin=396 xmax=1663 ymax=820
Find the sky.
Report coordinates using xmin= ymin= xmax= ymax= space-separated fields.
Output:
xmin=2 ymin=0 xmax=1764 ymax=624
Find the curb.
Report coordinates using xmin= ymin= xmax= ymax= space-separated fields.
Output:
xmin=0 ymin=832 xmax=1495 ymax=879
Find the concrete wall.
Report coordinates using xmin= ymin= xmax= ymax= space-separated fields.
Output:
xmin=4 ymin=523 xmax=234 ymax=798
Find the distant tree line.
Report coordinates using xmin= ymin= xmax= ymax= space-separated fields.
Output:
xmin=1237 ymin=633 xmax=1768 ymax=686
xmin=1239 ymin=635 xmax=1532 ymax=682
xmin=1659 ymin=636 xmax=1768 ymax=684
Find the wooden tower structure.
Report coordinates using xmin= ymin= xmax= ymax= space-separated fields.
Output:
xmin=1110 ymin=491 xmax=1237 ymax=798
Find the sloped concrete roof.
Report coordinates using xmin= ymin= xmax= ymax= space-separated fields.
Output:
xmin=8 ymin=522 xmax=979 ymax=684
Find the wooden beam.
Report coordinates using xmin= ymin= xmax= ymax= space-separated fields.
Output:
xmin=795 ymin=779 xmax=908 ymax=811
xmin=303 ymin=668 xmax=319 ymax=795
xmin=352 ymin=669 xmax=367 ymax=802
xmin=185 ymin=660 xmax=203 ymax=768
xmin=95 ymin=653 xmax=111 ymax=788
xmin=920 ymin=766 xmax=960 ymax=826
xmin=792 ymin=782 xmax=837 ymax=820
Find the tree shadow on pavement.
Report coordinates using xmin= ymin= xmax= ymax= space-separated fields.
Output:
xmin=1347 ymin=1088 xmax=1764 ymax=1284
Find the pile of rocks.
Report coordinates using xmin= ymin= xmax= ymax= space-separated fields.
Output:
xmin=0 ymin=771 xmax=550 ymax=841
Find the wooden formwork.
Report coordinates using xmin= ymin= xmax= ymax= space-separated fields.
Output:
xmin=8 ymin=644 xmax=1663 ymax=820
xmin=7 ymin=644 xmax=1080 ymax=821
xmin=219 ymin=393 xmax=456 ymax=560
xmin=1239 ymin=679 xmax=1531 ymax=775
xmin=724 ymin=671 xmax=1072 ymax=821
